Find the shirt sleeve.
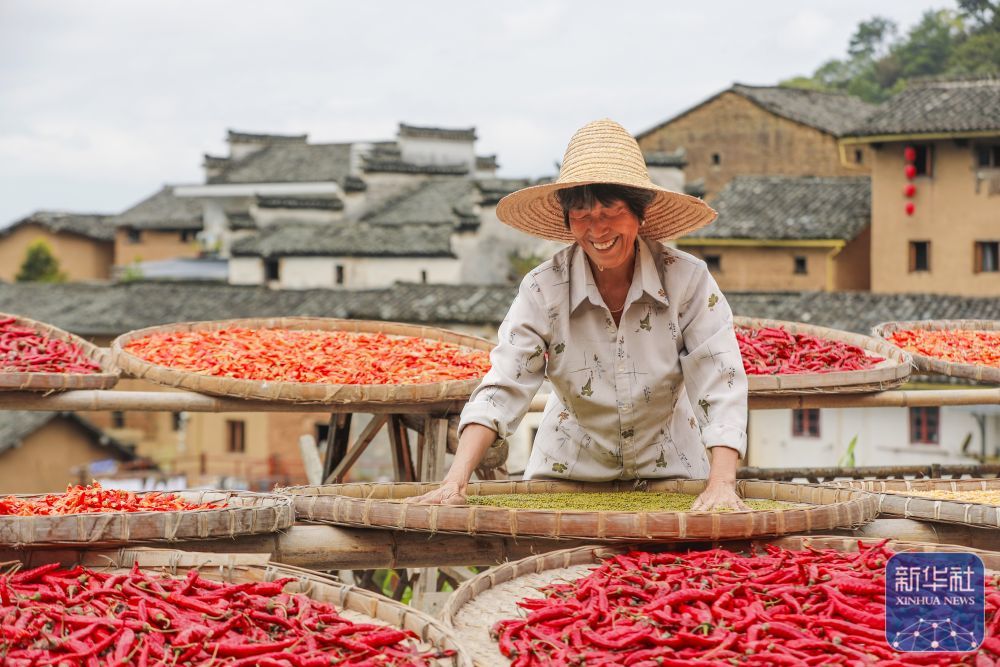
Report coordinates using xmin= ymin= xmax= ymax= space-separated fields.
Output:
xmin=677 ymin=263 xmax=749 ymax=457
xmin=458 ymin=273 xmax=550 ymax=443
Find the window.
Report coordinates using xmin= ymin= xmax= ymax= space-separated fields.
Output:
xmin=854 ymin=149 xmax=864 ymax=164
xmin=911 ymin=144 xmax=932 ymax=177
xmin=264 ymin=259 xmax=280 ymax=282
xmin=794 ymin=256 xmax=808 ymax=275
xmin=711 ymin=153 xmax=721 ymax=166
xmin=910 ymin=407 xmax=940 ymax=445
xmin=792 ymin=409 xmax=820 ymax=438
xmin=704 ymin=255 xmax=721 ymax=272
xmin=111 ymin=411 xmax=125 ymax=428
xmin=335 ymin=265 xmax=345 ymax=285
xmin=126 ymin=229 xmax=142 ymax=244
xmin=226 ymin=420 xmax=246 ymax=453
xmin=975 ymin=242 xmax=1000 ymax=273
xmin=975 ymin=144 xmax=1000 ymax=168
xmin=179 ymin=230 xmax=198 ymax=243
xmin=909 ymin=241 xmax=930 ymax=272
xmin=420 ymin=270 xmax=428 ymax=284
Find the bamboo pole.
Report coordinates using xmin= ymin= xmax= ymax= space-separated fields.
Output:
xmin=6 ymin=520 xmax=996 ymax=570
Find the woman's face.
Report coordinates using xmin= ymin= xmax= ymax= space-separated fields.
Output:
xmin=567 ymin=199 xmax=640 ymax=271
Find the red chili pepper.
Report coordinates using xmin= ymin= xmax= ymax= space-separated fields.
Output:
xmin=889 ymin=328 xmax=1000 ymax=368
xmin=0 ymin=481 xmax=224 ymax=516
xmin=0 ymin=319 xmax=101 ymax=374
xmin=737 ymin=326 xmax=883 ymax=376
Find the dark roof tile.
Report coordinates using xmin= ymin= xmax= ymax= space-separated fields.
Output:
xmin=114 ymin=186 xmax=204 ymax=231
xmin=230 ymin=222 xmax=454 ymax=258
xmin=847 ymin=77 xmax=1000 ymax=137
xmin=398 ymin=124 xmax=476 ymax=141
xmin=3 ymin=211 xmax=115 ymax=241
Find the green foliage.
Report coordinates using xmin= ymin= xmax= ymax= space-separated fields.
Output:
xmin=15 ymin=240 xmax=66 ymax=283
xmin=838 ymin=435 xmax=859 ymax=468
xmin=119 ymin=261 xmax=144 ymax=283
xmin=507 ymin=250 xmax=547 ymax=282
xmin=781 ymin=3 xmax=1000 ymax=103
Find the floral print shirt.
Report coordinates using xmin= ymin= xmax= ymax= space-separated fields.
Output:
xmin=459 ymin=238 xmax=748 ymax=481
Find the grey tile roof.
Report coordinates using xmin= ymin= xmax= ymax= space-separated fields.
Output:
xmin=644 ymin=150 xmax=687 ymax=168
xmin=213 ymin=143 xmax=354 ymax=185
xmin=3 ymin=211 xmax=116 ymax=241
xmin=638 ymin=84 xmax=878 ymax=139
xmin=228 ymin=212 xmax=257 ymax=230
xmin=256 ymin=196 xmax=344 ymax=211
xmin=230 ymin=222 xmax=455 ymax=258
xmin=114 ymin=186 xmax=204 ymax=231
xmin=689 ymin=176 xmax=870 ymax=241
xmin=476 ymin=155 xmax=499 ymax=170
xmin=227 ymin=130 xmax=308 ymax=143
xmin=0 ymin=411 xmax=135 ymax=459
xmin=2 ymin=282 xmax=999 ymax=338
xmin=398 ymin=124 xmax=476 ymax=141
xmin=847 ymin=77 xmax=1000 ymax=137
xmin=475 ymin=178 xmax=533 ymax=205
xmin=364 ymin=178 xmax=479 ymax=227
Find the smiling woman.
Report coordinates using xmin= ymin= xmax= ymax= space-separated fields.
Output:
xmin=409 ymin=119 xmax=749 ymax=512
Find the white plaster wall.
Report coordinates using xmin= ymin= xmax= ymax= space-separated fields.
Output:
xmin=459 ymin=204 xmax=567 ymax=284
xmin=747 ymin=406 xmax=985 ymax=468
xmin=228 ymin=257 xmax=265 ymax=285
xmin=398 ymin=136 xmax=475 ymax=170
xmin=647 ymin=166 xmax=685 ymax=192
xmin=279 ymin=256 xmax=461 ymax=289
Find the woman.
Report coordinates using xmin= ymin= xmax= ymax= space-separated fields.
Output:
xmin=413 ymin=119 xmax=748 ymax=510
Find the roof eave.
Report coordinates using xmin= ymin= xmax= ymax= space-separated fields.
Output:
xmin=840 ymin=129 xmax=1000 ymax=144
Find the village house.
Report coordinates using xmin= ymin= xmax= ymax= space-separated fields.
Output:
xmin=839 ymin=77 xmax=1000 ymax=297
xmin=679 ymin=175 xmax=871 ymax=291
xmin=0 ymin=411 xmax=135 ymax=493
xmin=0 ymin=211 xmax=115 ymax=282
xmin=636 ymin=83 xmax=876 ymax=200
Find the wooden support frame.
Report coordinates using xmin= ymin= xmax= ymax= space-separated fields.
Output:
xmin=387 ymin=415 xmax=415 ymax=482
xmin=325 ymin=415 xmax=390 ymax=484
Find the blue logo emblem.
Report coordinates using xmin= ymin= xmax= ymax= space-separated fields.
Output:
xmin=886 ymin=552 xmax=984 ymax=652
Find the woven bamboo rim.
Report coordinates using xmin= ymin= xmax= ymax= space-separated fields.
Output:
xmin=282 ymin=479 xmax=877 ymax=542
xmin=111 ymin=317 xmax=494 ymax=404
xmin=873 ymin=319 xmax=1000 ymax=384
xmin=735 ymin=316 xmax=911 ymax=394
xmin=9 ymin=548 xmax=469 ymax=667
xmin=836 ymin=478 xmax=1000 ymax=528
xmin=440 ymin=536 xmax=1000 ymax=667
xmin=0 ymin=312 xmax=119 ymax=391
xmin=0 ymin=490 xmax=293 ymax=547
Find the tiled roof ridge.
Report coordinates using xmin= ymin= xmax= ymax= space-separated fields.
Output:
xmin=398 ymin=123 xmax=477 ymax=141
xmin=227 ymin=129 xmax=308 ymax=142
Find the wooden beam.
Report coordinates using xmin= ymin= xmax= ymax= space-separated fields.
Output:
xmin=421 ymin=417 xmax=449 ymax=481
xmin=387 ymin=415 xmax=415 ymax=482
xmin=325 ymin=415 xmax=389 ymax=484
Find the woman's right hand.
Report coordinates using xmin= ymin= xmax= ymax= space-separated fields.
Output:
xmin=405 ymin=480 xmax=468 ymax=505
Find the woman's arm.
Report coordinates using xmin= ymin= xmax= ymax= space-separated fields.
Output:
xmin=691 ymin=445 xmax=748 ymax=511
xmin=406 ymin=424 xmax=497 ymax=504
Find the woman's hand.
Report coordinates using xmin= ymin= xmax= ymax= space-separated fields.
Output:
xmin=692 ymin=445 xmax=748 ymax=511
xmin=691 ymin=479 xmax=748 ymax=511
xmin=406 ymin=480 xmax=467 ymax=505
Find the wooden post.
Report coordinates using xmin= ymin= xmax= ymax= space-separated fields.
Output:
xmin=387 ymin=415 xmax=415 ymax=482
xmin=420 ymin=417 xmax=449 ymax=482
xmin=325 ymin=415 xmax=389 ymax=484
xmin=322 ymin=413 xmax=352 ymax=482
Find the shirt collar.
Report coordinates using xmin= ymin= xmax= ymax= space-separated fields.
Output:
xmin=568 ymin=238 xmax=670 ymax=314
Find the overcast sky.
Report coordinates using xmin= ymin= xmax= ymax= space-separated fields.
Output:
xmin=0 ymin=0 xmax=951 ymax=225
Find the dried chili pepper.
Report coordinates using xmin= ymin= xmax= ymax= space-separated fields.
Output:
xmin=0 ymin=317 xmax=101 ymax=374
xmin=737 ymin=326 xmax=883 ymax=375
xmin=0 ymin=481 xmax=223 ymax=516
xmin=889 ymin=328 xmax=1000 ymax=368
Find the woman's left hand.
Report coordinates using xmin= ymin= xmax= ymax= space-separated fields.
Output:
xmin=691 ymin=479 xmax=749 ymax=511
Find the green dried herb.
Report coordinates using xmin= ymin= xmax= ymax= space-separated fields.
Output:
xmin=466 ymin=492 xmax=791 ymax=512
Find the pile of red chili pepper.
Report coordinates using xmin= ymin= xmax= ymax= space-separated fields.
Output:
xmin=736 ymin=326 xmax=882 ymax=375
xmin=889 ymin=329 xmax=1000 ymax=368
xmin=0 ymin=317 xmax=101 ymax=375
xmin=125 ymin=328 xmax=491 ymax=385
xmin=1 ymin=562 xmax=449 ymax=666
xmin=0 ymin=482 xmax=223 ymax=516
xmin=493 ymin=541 xmax=1000 ymax=666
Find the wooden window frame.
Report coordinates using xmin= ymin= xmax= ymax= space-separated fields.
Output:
xmin=909 ymin=407 xmax=940 ymax=445
xmin=793 ymin=256 xmax=808 ymax=275
xmin=912 ymin=144 xmax=933 ymax=177
xmin=975 ymin=241 xmax=1000 ymax=273
xmin=792 ymin=409 xmax=820 ymax=438
xmin=226 ymin=420 xmax=246 ymax=453
xmin=335 ymin=265 xmax=345 ymax=286
xmin=704 ymin=255 xmax=722 ymax=273
xmin=264 ymin=259 xmax=280 ymax=282
xmin=909 ymin=241 xmax=930 ymax=273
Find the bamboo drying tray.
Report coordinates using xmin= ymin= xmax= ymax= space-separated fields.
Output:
xmin=8 ymin=548 xmax=470 ymax=667
xmin=836 ymin=478 xmax=1000 ymax=529
xmin=735 ymin=316 xmax=911 ymax=394
xmin=112 ymin=317 xmax=494 ymax=404
xmin=283 ymin=479 xmax=877 ymax=542
xmin=0 ymin=312 xmax=118 ymax=391
xmin=441 ymin=536 xmax=1000 ymax=667
xmin=873 ymin=319 xmax=1000 ymax=384
xmin=0 ymin=490 xmax=293 ymax=546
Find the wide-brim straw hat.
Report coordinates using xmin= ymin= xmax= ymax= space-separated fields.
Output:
xmin=497 ymin=119 xmax=717 ymax=242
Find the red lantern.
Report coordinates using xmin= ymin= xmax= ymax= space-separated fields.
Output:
xmin=904 ymin=183 xmax=917 ymax=198
xmin=905 ymin=164 xmax=917 ymax=180
xmin=905 ymin=202 xmax=915 ymax=216
xmin=904 ymin=146 xmax=917 ymax=162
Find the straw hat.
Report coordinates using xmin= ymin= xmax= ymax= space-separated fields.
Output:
xmin=496 ymin=119 xmax=717 ymax=242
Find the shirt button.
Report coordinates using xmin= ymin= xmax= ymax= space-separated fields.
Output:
xmin=617 ymin=366 xmax=625 ymax=373
xmin=622 ymin=403 xmax=632 ymax=413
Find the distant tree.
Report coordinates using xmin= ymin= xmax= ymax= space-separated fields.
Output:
xmin=15 ymin=240 xmax=66 ymax=283
xmin=507 ymin=251 xmax=546 ymax=282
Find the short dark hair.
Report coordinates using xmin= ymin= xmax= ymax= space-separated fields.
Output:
xmin=556 ymin=184 xmax=655 ymax=229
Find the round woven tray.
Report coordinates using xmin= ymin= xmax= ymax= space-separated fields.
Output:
xmin=9 ymin=548 xmax=469 ymax=667
xmin=836 ymin=478 xmax=1000 ymax=528
xmin=736 ymin=316 xmax=911 ymax=394
xmin=0 ymin=490 xmax=294 ymax=546
xmin=111 ymin=317 xmax=494 ymax=404
xmin=283 ymin=479 xmax=877 ymax=541
xmin=441 ymin=536 xmax=1000 ymax=667
xmin=0 ymin=312 xmax=119 ymax=391
xmin=873 ymin=319 xmax=1000 ymax=384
